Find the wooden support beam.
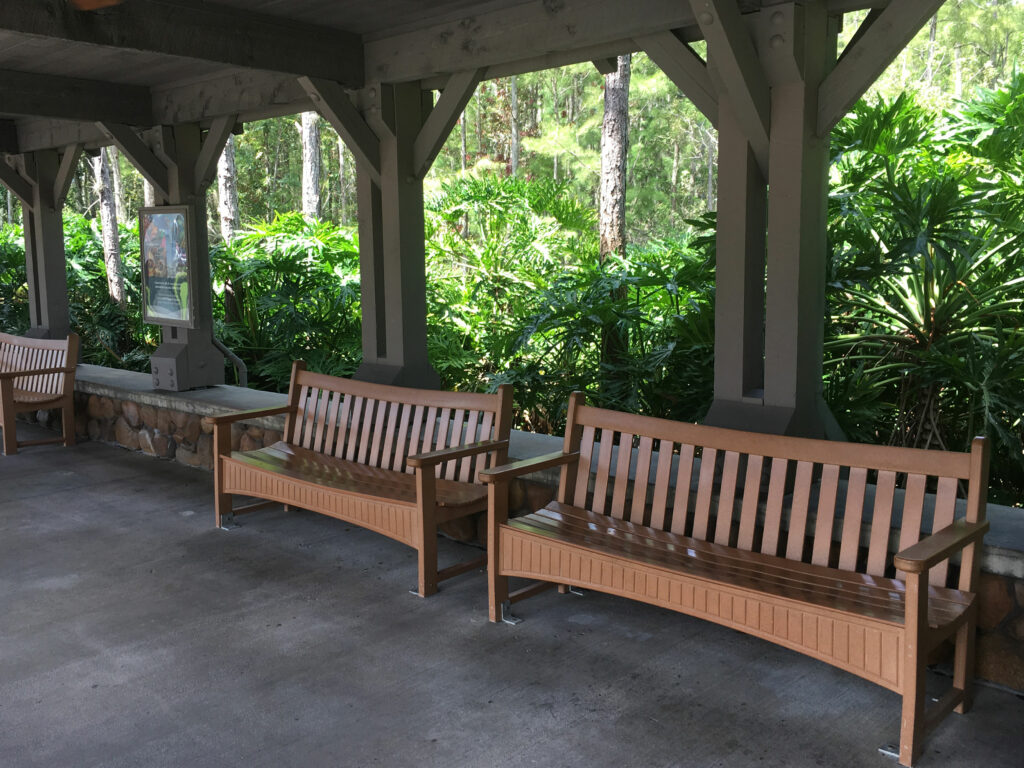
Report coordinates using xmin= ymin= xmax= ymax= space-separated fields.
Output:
xmin=0 ymin=157 xmax=33 ymax=206
xmin=0 ymin=0 xmax=363 ymax=87
xmin=300 ymin=77 xmax=382 ymax=187
xmin=413 ymin=69 xmax=483 ymax=180
xmin=98 ymin=122 xmax=169 ymax=201
xmin=592 ymin=58 xmax=619 ymax=75
xmin=0 ymin=68 xmax=152 ymax=125
xmin=193 ymin=115 xmax=237 ymax=195
xmin=366 ymin=0 xmax=707 ymax=83
xmin=0 ymin=120 xmax=18 ymax=154
xmin=690 ymin=0 xmax=769 ymax=173
xmin=53 ymin=144 xmax=83 ymax=207
xmin=818 ymin=0 xmax=944 ymax=135
xmin=836 ymin=8 xmax=883 ymax=65
xmin=638 ymin=31 xmax=718 ymax=126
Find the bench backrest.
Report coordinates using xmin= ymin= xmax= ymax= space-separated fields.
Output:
xmin=0 ymin=332 xmax=78 ymax=397
xmin=557 ymin=393 xmax=989 ymax=591
xmin=283 ymin=361 xmax=513 ymax=482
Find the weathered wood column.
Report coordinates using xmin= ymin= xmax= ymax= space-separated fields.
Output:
xmin=101 ymin=120 xmax=235 ymax=390
xmin=303 ymin=72 xmax=479 ymax=388
xmin=649 ymin=0 xmax=943 ymax=437
xmin=355 ymin=82 xmax=436 ymax=387
xmin=0 ymin=146 xmax=80 ymax=340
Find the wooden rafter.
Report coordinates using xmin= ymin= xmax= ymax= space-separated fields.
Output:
xmin=365 ymin=0 xmax=704 ymax=83
xmin=638 ymin=30 xmax=718 ymax=126
xmin=53 ymin=144 xmax=83 ymax=208
xmin=818 ymin=0 xmax=945 ymax=135
xmin=300 ymin=77 xmax=382 ymax=187
xmin=0 ymin=120 xmax=18 ymax=154
xmin=0 ymin=68 xmax=152 ymax=125
xmin=592 ymin=58 xmax=619 ymax=75
xmin=193 ymin=116 xmax=237 ymax=196
xmin=97 ymin=123 xmax=169 ymax=201
xmin=0 ymin=157 xmax=33 ymax=207
xmin=690 ymin=0 xmax=769 ymax=173
xmin=0 ymin=0 xmax=363 ymax=86
xmin=413 ymin=69 xmax=483 ymax=180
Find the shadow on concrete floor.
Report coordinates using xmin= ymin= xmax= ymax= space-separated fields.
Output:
xmin=2 ymin=423 xmax=1022 ymax=768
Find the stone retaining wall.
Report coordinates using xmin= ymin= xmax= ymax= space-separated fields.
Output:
xmin=22 ymin=393 xmax=283 ymax=469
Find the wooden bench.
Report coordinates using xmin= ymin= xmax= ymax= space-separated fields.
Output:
xmin=211 ymin=361 xmax=513 ymax=597
xmin=481 ymin=392 xmax=990 ymax=767
xmin=0 ymin=332 xmax=79 ymax=456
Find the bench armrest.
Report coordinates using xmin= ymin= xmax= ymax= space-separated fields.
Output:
xmin=208 ymin=404 xmax=295 ymax=425
xmin=893 ymin=519 xmax=990 ymax=574
xmin=480 ymin=450 xmax=580 ymax=483
xmin=0 ymin=366 xmax=75 ymax=380
xmin=407 ymin=439 xmax=509 ymax=468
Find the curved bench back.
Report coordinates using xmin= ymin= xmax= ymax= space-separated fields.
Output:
xmin=0 ymin=332 xmax=79 ymax=397
xmin=284 ymin=361 xmax=513 ymax=483
xmin=557 ymin=392 xmax=988 ymax=591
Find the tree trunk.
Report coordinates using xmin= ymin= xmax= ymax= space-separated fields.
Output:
xmin=92 ymin=148 xmax=124 ymax=306
xmin=109 ymin=147 xmax=127 ymax=222
xmin=599 ymin=54 xmax=630 ymax=263
xmin=143 ymin=179 xmax=155 ymax=207
xmin=300 ymin=111 xmax=322 ymax=219
xmin=475 ymin=86 xmax=485 ymax=157
xmin=924 ymin=14 xmax=938 ymax=86
xmin=338 ymin=136 xmax=349 ymax=225
xmin=509 ymin=75 xmax=520 ymax=176
xmin=598 ymin=53 xmax=631 ymax=370
xmin=217 ymin=134 xmax=240 ymax=242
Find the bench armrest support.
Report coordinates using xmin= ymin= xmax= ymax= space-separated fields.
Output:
xmin=208 ymin=404 xmax=295 ymax=425
xmin=0 ymin=366 xmax=75 ymax=380
xmin=480 ymin=450 xmax=580 ymax=484
xmin=894 ymin=519 xmax=990 ymax=574
xmin=407 ymin=439 xmax=509 ymax=468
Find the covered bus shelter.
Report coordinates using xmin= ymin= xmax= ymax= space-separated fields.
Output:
xmin=3 ymin=2 xmax=1024 ymax=765
xmin=0 ymin=0 xmax=943 ymax=437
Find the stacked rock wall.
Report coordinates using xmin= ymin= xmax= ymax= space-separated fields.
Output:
xmin=24 ymin=393 xmax=284 ymax=470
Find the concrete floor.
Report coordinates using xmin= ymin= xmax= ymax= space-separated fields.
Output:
xmin=2 ymin=425 xmax=1022 ymax=768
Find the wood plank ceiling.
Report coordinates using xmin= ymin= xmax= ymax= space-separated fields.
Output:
xmin=0 ymin=0 xmax=883 ymax=154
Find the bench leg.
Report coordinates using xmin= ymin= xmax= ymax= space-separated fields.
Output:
xmin=1 ymin=422 xmax=16 ymax=455
xmin=952 ymin=618 xmax=976 ymax=714
xmin=899 ymin=573 xmax=928 ymax=767
xmin=487 ymin=484 xmax=509 ymax=622
xmin=213 ymin=457 xmax=234 ymax=529
xmin=213 ymin=426 xmax=232 ymax=529
xmin=416 ymin=521 xmax=439 ymax=598
xmin=61 ymin=403 xmax=75 ymax=448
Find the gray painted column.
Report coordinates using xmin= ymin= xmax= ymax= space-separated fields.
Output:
xmin=148 ymin=124 xmax=224 ymax=390
xmin=761 ymin=2 xmax=840 ymax=438
xmin=21 ymin=150 xmax=69 ymax=340
xmin=703 ymin=1 xmax=840 ymax=438
xmin=703 ymin=100 xmax=766 ymax=428
xmin=354 ymin=83 xmax=439 ymax=388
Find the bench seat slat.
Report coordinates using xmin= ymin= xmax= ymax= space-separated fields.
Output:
xmin=507 ymin=503 xmax=971 ymax=628
xmin=226 ymin=441 xmax=487 ymax=511
xmin=12 ymin=389 xmax=67 ymax=407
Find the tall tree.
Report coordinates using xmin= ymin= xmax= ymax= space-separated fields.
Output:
xmin=92 ymin=147 xmax=124 ymax=305
xmin=300 ymin=111 xmax=321 ymax=218
xmin=143 ymin=180 xmax=155 ymax=207
xmin=337 ymin=135 xmax=348 ymax=224
xmin=509 ymin=75 xmax=520 ymax=176
xmin=598 ymin=54 xmax=631 ymax=368
xmin=109 ymin=147 xmax=127 ymax=222
xmin=217 ymin=134 xmax=240 ymax=242
xmin=599 ymin=54 xmax=630 ymax=263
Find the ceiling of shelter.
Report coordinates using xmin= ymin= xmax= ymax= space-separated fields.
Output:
xmin=0 ymin=0 xmax=885 ymax=154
